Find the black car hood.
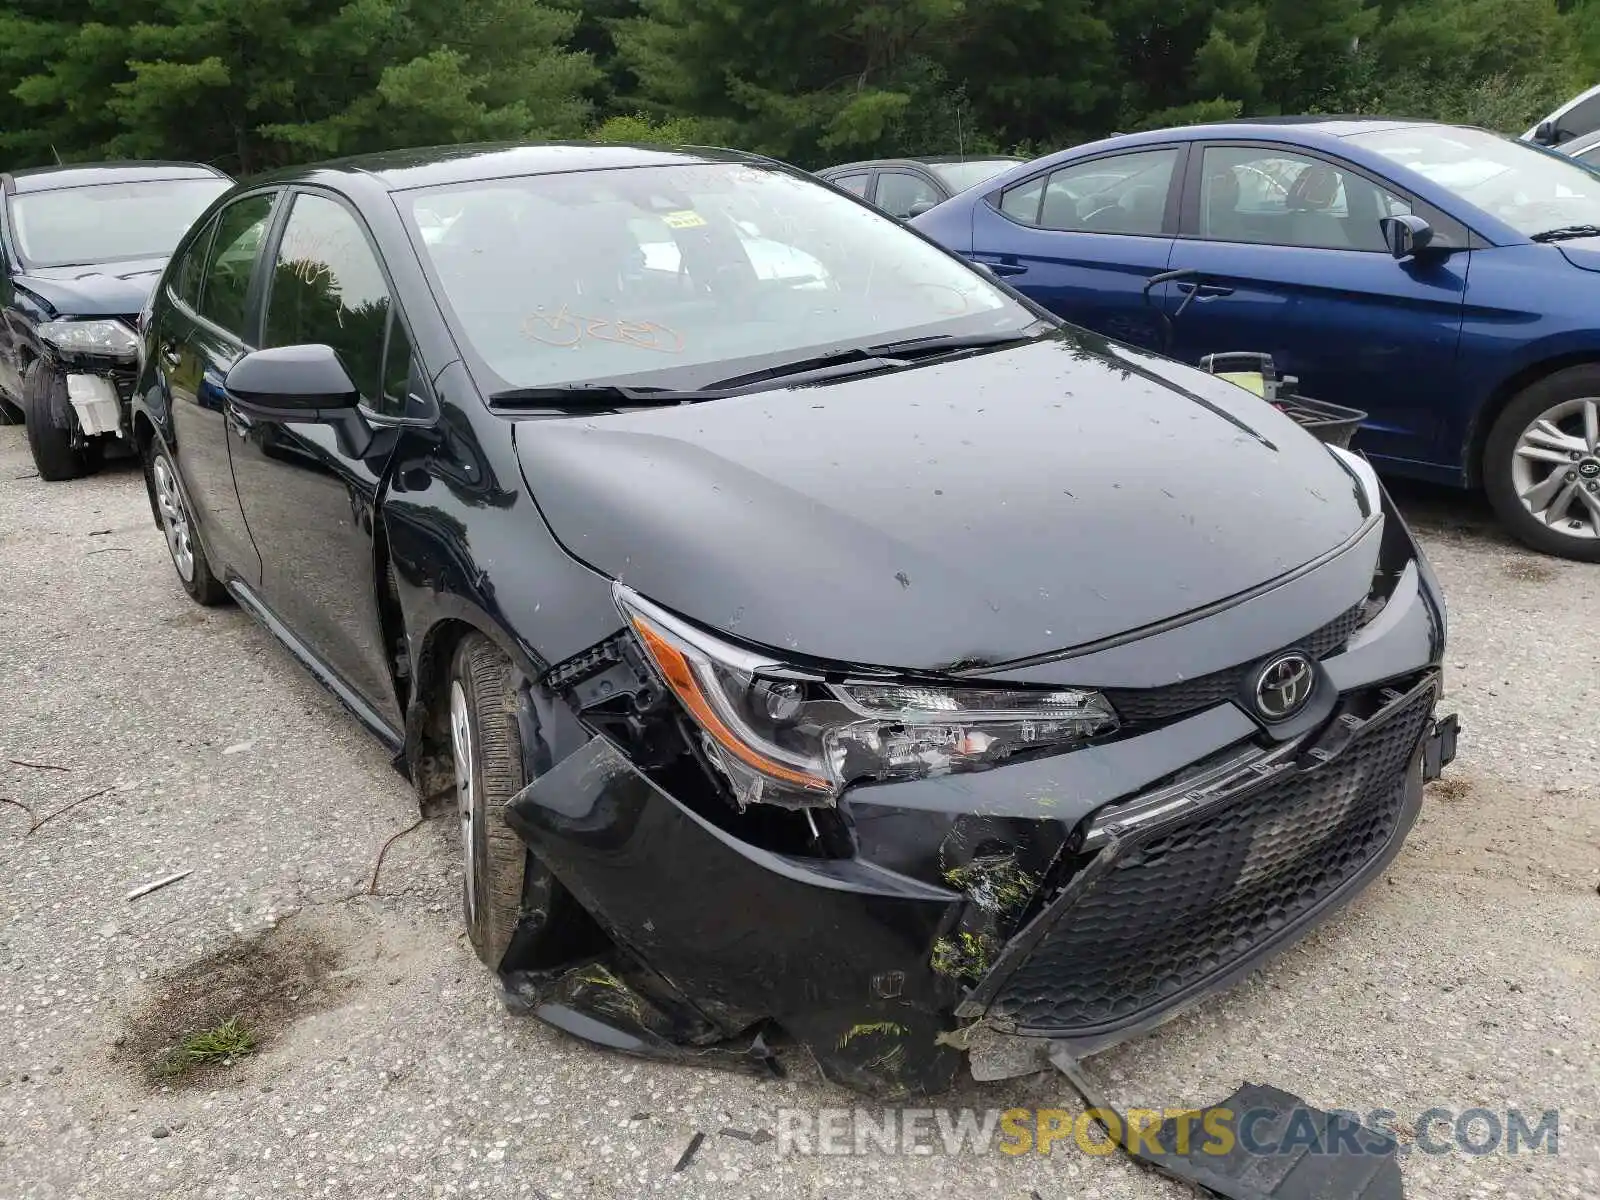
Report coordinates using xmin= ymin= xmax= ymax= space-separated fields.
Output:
xmin=13 ymin=257 xmax=167 ymax=317
xmin=513 ymin=332 xmax=1369 ymax=672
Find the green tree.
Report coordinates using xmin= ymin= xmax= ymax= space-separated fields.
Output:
xmin=1355 ymin=0 xmax=1582 ymax=130
xmin=2 ymin=0 xmax=597 ymax=174
xmin=613 ymin=0 xmax=969 ymax=164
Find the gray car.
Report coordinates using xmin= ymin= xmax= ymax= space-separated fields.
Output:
xmin=818 ymin=155 xmax=1024 ymax=219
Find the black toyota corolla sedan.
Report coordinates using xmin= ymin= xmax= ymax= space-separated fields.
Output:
xmin=130 ymin=142 xmax=1457 ymax=1098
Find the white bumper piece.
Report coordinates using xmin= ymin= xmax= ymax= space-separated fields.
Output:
xmin=66 ymin=373 xmax=123 ymax=437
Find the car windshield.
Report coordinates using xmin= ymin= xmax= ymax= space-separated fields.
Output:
xmin=1348 ymin=125 xmax=1600 ymax=237
xmin=9 ymin=177 xmax=230 ymax=268
xmin=929 ymin=158 xmax=1021 ymax=193
xmin=399 ymin=161 xmax=1033 ymax=393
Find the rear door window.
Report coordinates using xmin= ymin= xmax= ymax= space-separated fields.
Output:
xmin=197 ymin=194 xmax=275 ymax=337
xmin=873 ymin=170 xmax=943 ymax=219
xmin=830 ymin=172 xmax=870 ymax=197
xmin=998 ymin=149 xmax=1178 ymax=236
xmin=1556 ymin=92 xmax=1600 ymax=144
xmin=170 ymin=217 xmax=217 ymax=310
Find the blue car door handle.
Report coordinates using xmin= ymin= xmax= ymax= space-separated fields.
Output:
xmin=1176 ymin=281 xmax=1234 ymax=297
xmin=971 ymin=254 xmax=1029 ymax=277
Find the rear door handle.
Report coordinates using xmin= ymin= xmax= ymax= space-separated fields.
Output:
xmin=1176 ymin=282 xmax=1234 ymax=297
xmin=971 ymin=254 xmax=1029 ymax=278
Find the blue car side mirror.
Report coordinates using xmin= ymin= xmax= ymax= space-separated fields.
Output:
xmin=1378 ymin=214 xmax=1434 ymax=261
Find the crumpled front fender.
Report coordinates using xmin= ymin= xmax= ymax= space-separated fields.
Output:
xmin=504 ymin=736 xmax=974 ymax=1097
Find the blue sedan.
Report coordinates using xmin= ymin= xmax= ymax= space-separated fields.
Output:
xmin=913 ymin=118 xmax=1600 ymax=560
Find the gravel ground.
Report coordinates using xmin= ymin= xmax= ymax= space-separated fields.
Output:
xmin=1 ymin=423 xmax=1596 ymax=1200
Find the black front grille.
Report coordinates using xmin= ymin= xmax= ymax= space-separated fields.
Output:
xmin=982 ymin=682 xmax=1434 ymax=1036
xmin=1103 ymin=603 xmax=1364 ymax=724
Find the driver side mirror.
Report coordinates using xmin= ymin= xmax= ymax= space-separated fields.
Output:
xmin=905 ymin=199 xmax=938 ymax=220
xmin=1533 ymin=120 xmax=1557 ymax=146
xmin=225 ymin=344 xmax=358 ymax=416
xmin=1378 ymin=214 xmax=1434 ymax=261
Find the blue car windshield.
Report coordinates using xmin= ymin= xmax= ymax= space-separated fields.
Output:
xmin=1348 ymin=125 xmax=1600 ymax=237
xmin=398 ymin=162 xmax=1034 ymax=392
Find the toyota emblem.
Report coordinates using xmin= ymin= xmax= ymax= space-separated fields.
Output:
xmin=1253 ymin=652 xmax=1315 ymax=721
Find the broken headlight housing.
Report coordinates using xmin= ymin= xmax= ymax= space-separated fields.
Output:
xmin=616 ymin=585 xmax=1118 ymax=808
xmin=37 ymin=318 xmax=139 ymax=362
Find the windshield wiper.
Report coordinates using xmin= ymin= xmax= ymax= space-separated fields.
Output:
xmin=492 ymin=326 xmax=1054 ymax=409
xmin=699 ymin=326 xmax=1051 ymax=391
xmin=1530 ymin=224 xmax=1600 ymax=243
xmin=864 ymin=324 xmax=1052 ymax=358
xmin=694 ymin=351 xmax=909 ymax=392
xmin=487 ymin=384 xmax=713 ymax=409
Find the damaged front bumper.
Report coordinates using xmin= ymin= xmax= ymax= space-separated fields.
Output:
xmin=65 ymin=371 xmax=128 ymax=437
xmin=38 ymin=318 xmax=141 ymax=440
xmin=503 ymin=666 xmax=1458 ymax=1098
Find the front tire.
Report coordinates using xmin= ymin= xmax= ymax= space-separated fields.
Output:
xmin=449 ymin=635 xmax=535 ymax=968
xmin=22 ymin=360 xmax=101 ymax=481
xmin=1484 ymin=367 xmax=1600 ymax=562
xmin=148 ymin=444 xmax=228 ymax=605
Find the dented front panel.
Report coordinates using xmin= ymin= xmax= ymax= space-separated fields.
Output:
xmin=506 ymin=736 xmax=973 ymax=1096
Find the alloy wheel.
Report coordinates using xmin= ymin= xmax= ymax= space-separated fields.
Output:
xmin=449 ymin=679 xmax=479 ymax=927
xmin=1511 ymin=396 xmax=1600 ymax=541
xmin=152 ymin=456 xmax=196 ymax=581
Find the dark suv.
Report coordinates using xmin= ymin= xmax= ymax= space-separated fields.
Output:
xmin=0 ymin=162 xmax=231 ymax=479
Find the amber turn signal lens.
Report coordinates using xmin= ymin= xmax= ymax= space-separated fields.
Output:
xmin=628 ymin=614 xmax=831 ymax=791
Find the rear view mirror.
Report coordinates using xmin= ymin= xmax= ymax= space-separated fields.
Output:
xmin=225 ymin=345 xmax=359 ymax=415
xmin=1378 ymin=214 xmax=1434 ymax=261
xmin=1533 ymin=120 xmax=1557 ymax=145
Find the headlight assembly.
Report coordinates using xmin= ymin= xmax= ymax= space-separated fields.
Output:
xmin=616 ymin=585 xmax=1118 ymax=808
xmin=37 ymin=318 xmax=139 ymax=362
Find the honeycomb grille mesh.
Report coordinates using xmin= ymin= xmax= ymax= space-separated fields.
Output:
xmin=1104 ymin=604 xmax=1364 ymax=724
xmin=987 ymin=685 xmax=1433 ymax=1035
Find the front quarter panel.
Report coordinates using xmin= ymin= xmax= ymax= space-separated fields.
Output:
xmin=1452 ymin=242 xmax=1600 ymax=479
xmin=382 ymin=362 xmax=627 ymax=704
xmin=0 ymin=283 xmax=49 ymax=402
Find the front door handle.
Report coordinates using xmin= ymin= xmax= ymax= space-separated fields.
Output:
xmin=1175 ymin=282 xmax=1235 ymax=297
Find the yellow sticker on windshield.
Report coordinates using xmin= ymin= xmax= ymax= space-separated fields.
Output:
xmin=663 ymin=209 xmax=707 ymax=229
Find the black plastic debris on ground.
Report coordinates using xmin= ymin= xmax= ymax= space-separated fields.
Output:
xmin=674 ymin=1131 xmax=706 ymax=1172
xmin=1052 ymin=1049 xmax=1403 ymax=1200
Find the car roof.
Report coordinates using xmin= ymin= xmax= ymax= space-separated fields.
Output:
xmin=976 ymin=117 xmax=1449 ymax=186
xmin=820 ymin=155 xmax=1022 ymax=174
xmin=1076 ymin=116 xmax=1436 ymax=151
xmin=5 ymin=161 xmax=228 ymax=194
xmin=244 ymin=142 xmax=772 ymax=194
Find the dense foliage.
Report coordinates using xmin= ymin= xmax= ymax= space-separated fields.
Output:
xmin=1 ymin=0 xmax=1594 ymax=175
